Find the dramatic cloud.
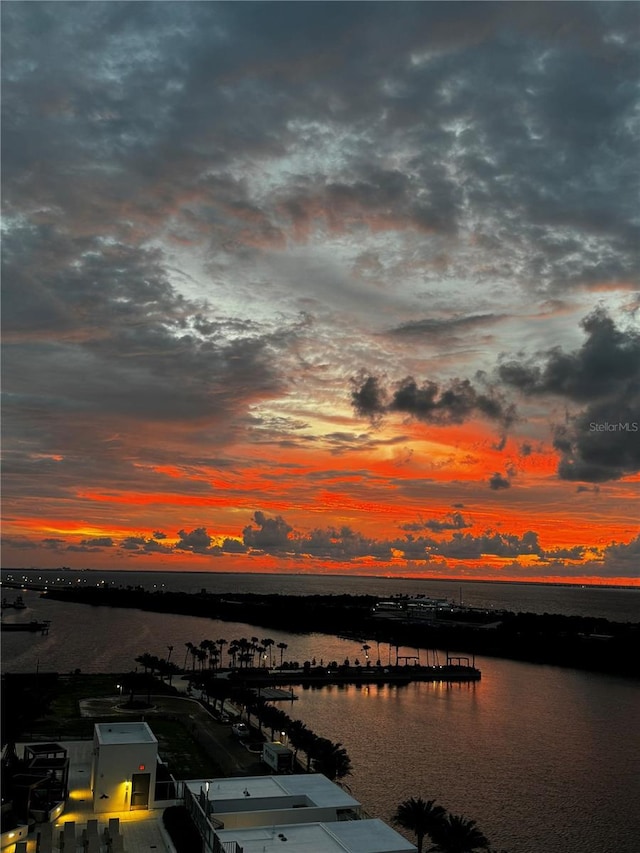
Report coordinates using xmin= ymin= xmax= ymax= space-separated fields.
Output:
xmin=80 ymin=538 xmax=114 ymax=548
xmin=351 ymin=374 xmax=515 ymax=431
xmin=498 ymin=309 xmax=640 ymax=402
xmin=2 ymin=2 xmax=638 ymax=582
xmin=243 ymin=512 xmax=293 ymax=550
xmin=437 ymin=530 xmax=542 ymax=560
xmin=175 ymin=528 xmax=215 ymax=555
xmin=500 ymin=309 xmax=640 ymax=481
xmin=488 ymin=472 xmax=511 ymax=491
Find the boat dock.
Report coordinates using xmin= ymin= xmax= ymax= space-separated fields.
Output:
xmin=229 ymin=661 xmax=481 ymax=688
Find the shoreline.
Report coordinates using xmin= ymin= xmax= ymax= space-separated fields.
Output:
xmin=30 ymin=585 xmax=640 ymax=679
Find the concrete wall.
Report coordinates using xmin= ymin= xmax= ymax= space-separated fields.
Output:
xmin=91 ymin=735 xmax=158 ymax=813
xmin=215 ymin=805 xmax=341 ymax=830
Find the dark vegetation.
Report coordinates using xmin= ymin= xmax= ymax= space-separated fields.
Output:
xmin=196 ymin=678 xmax=352 ymax=780
xmin=162 ymin=805 xmax=203 ymax=853
xmin=43 ymin=586 xmax=640 ymax=677
xmin=392 ymin=796 xmax=508 ymax=853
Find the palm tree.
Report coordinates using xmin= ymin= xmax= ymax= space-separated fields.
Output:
xmin=217 ymin=638 xmax=228 ymax=668
xmin=392 ymin=797 xmax=446 ymax=853
xmin=430 ymin=814 xmax=490 ymax=853
xmin=134 ymin=652 xmax=156 ymax=674
xmin=188 ymin=644 xmax=199 ymax=671
xmin=311 ymin=739 xmax=352 ymax=781
xmin=184 ymin=642 xmax=194 ymax=671
xmin=262 ymin=638 xmax=275 ymax=668
xmin=236 ymin=638 xmax=251 ymax=667
xmin=374 ymin=635 xmax=381 ymax=665
xmin=166 ymin=645 xmax=174 ymax=663
xmin=286 ymin=719 xmax=310 ymax=761
xmin=277 ymin=642 xmax=288 ymax=669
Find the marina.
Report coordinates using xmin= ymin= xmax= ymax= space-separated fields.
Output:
xmin=228 ymin=660 xmax=481 ymax=689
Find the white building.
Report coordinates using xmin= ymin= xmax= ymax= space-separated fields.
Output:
xmin=184 ymin=774 xmax=416 ymax=852
xmin=90 ymin=722 xmax=158 ymax=813
xmin=185 ymin=773 xmax=362 ymax=833
xmin=214 ymin=819 xmax=417 ymax=853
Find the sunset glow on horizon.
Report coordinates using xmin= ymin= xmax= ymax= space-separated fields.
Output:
xmin=2 ymin=2 xmax=638 ymax=586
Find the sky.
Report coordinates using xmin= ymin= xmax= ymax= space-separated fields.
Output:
xmin=2 ymin=2 xmax=639 ymax=585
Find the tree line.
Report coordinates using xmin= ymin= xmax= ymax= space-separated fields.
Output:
xmin=132 ymin=638 xmax=353 ymax=781
xmin=193 ymin=669 xmax=353 ymax=782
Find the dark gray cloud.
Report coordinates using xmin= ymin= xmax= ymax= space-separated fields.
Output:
xmin=602 ymin=533 xmax=640 ymax=570
xmin=401 ymin=512 xmax=472 ymax=533
xmin=2 ymin=2 xmax=638 ymax=577
xmin=351 ymin=373 xmax=516 ymax=431
xmin=0 ymin=536 xmax=37 ymax=551
xmin=500 ymin=309 xmax=640 ymax=481
xmin=3 ymin=2 xmax=637 ymax=293
xmin=387 ymin=314 xmax=505 ymax=339
xmin=498 ymin=309 xmax=640 ymax=402
xmin=0 ymin=222 xmax=296 ymax=509
xmin=119 ymin=535 xmax=172 ymax=555
xmin=5 ymin=514 xmax=637 ymax=578
xmin=488 ymin=472 xmax=511 ymax=491
xmin=121 ymin=536 xmax=148 ymax=551
xmin=437 ymin=530 xmax=542 ymax=559
xmin=175 ymin=528 xmax=214 ymax=555
xmin=554 ymin=411 xmax=640 ymax=483
xmin=80 ymin=537 xmax=114 ymax=548
xmin=243 ymin=511 xmax=293 ymax=550
xmin=41 ymin=538 xmax=66 ymax=551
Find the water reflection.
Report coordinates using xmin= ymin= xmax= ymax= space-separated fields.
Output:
xmin=3 ymin=590 xmax=639 ymax=853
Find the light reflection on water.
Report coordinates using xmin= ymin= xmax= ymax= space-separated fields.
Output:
xmin=2 ymin=590 xmax=639 ymax=853
xmin=292 ymin=670 xmax=640 ymax=853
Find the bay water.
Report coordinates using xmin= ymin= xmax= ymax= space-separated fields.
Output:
xmin=2 ymin=571 xmax=639 ymax=852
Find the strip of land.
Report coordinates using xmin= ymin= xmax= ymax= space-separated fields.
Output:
xmin=23 ymin=586 xmax=640 ymax=677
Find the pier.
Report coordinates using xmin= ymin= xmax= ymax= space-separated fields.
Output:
xmin=1 ymin=619 xmax=51 ymax=634
xmin=228 ymin=660 xmax=481 ymax=689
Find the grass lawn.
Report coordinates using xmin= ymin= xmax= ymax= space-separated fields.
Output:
xmin=15 ymin=673 xmax=224 ymax=779
xmin=150 ymin=718 xmax=225 ymax=779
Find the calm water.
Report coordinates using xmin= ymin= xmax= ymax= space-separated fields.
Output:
xmin=2 ymin=576 xmax=639 ymax=853
xmin=3 ymin=568 xmax=640 ymax=621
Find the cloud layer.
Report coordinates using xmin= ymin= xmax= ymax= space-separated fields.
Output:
xmin=2 ymin=2 xmax=638 ymax=582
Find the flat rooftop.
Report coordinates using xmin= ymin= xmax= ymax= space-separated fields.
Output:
xmin=185 ymin=773 xmax=360 ymax=810
xmin=216 ymin=819 xmax=417 ymax=853
xmin=95 ymin=722 xmax=157 ymax=745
